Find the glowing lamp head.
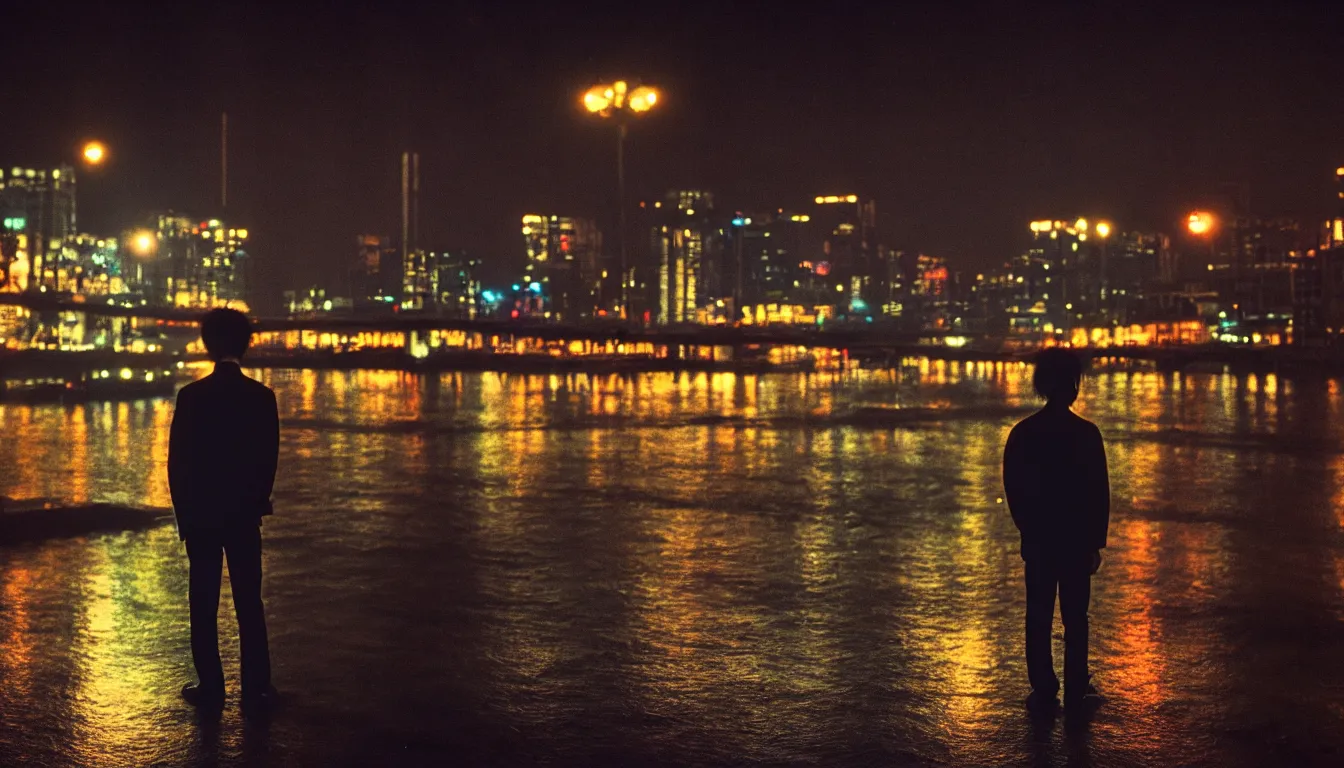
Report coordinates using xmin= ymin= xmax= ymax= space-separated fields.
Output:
xmin=130 ymin=230 xmax=156 ymax=257
xmin=1095 ymin=221 xmax=1112 ymax=239
xmin=585 ymin=81 xmax=659 ymax=116
xmin=628 ymin=86 xmax=659 ymax=113
xmin=583 ymin=87 xmax=611 ymax=114
xmin=1187 ymin=211 xmax=1215 ymax=236
xmin=82 ymin=141 xmax=106 ymax=165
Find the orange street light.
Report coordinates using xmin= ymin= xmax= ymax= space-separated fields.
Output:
xmin=583 ymin=80 xmax=659 ymax=117
xmin=582 ymin=79 xmax=661 ymax=318
xmin=82 ymin=141 xmax=107 ymax=166
xmin=1095 ymin=221 xmax=1112 ymax=239
xmin=1187 ymin=211 xmax=1215 ymax=236
xmin=129 ymin=230 xmax=157 ymax=257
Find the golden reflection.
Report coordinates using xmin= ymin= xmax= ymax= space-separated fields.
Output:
xmin=897 ymin=422 xmax=1015 ymax=751
xmin=299 ymin=368 xmax=318 ymax=414
xmin=143 ymin=400 xmax=173 ymax=508
xmin=471 ymin=384 xmax=560 ymax=685
xmin=0 ymin=365 xmax=1336 ymax=763
xmin=0 ymin=562 xmax=39 ymax=697
xmin=67 ymin=407 xmax=90 ymax=503
xmin=931 ymin=505 xmax=997 ymax=732
xmin=1106 ymin=517 xmax=1164 ymax=711
xmin=68 ymin=529 xmax=183 ymax=765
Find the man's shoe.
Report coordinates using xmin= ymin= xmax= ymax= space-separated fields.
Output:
xmin=181 ymin=683 xmax=225 ymax=708
xmin=1065 ymin=683 xmax=1104 ymax=716
xmin=1025 ymin=690 xmax=1060 ymax=714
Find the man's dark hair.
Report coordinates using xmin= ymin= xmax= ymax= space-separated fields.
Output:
xmin=200 ymin=308 xmax=253 ymax=361
xmin=1032 ymin=347 xmax=1084 ymax=402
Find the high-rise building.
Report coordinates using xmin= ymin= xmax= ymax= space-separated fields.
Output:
xmin=725 ymin=211 xmax=814 ymax=310
xmin=809 ymin=194 xmax=882 ymax=316
xmin=0 ymin=165 xmax=77 ymax=291
xmin=520 ymin=214 xmax=603 ymax=321
xmin=1195 ymin=217 xmax=1303 ymax=329
xmin=1293 ymin=244 xmax=1344 ymax=346
xmin=138 ymin=213 xmax=249 ymax=309
xmin=400 ymin=152 xmax=429 ymax=310
xmin=432 ymin=251 xmax=482 ymax=319
xmin=352 ymin=234 xmax=401 ymax=308
xmin=1230 ymin=217 xmax=1303 ymax=267
xmin=1004 ymin=219 xmax=1091 ymax=333
xmin=910 ymin=253 xmax=950 ymax=327
xmin=0 ymin=223 xmax=30 ymax=292
xmin=1292 ymin=168 xmax=1344 ymax=345
xmin=1102 ymin=230 xmax=1174 ymax=323
xmin=67 ymin=234 xmax=125 ymax=296
xmin=652 ymin=190 xmax=719 ymax=325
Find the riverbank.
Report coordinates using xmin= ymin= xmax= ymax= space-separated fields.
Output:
xmin=0 ymin=499 xmax=171 ymax=544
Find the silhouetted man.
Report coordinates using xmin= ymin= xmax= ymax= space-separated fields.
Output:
xmin=169 ymin=308 xmax=278 ymax=712
xmin=1003 ymin=348 xmax=1109 ymax=715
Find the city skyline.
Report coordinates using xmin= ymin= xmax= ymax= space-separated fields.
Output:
xmin=2 ymin=3 xmax=1341 ymax=311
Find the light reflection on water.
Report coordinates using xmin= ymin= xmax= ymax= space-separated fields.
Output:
xmin=0 ymin=365 xmax=1343 ymax=765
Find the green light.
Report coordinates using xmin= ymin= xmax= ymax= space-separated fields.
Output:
xmin=3 ymin=217 xmax=26 ymax=231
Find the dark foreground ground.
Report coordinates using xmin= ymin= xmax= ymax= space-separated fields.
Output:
xmin=2 ymin=367 xmax=1343 ymax=766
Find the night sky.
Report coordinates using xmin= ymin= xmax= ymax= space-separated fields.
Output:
xmin=4 ymin=2 xmax=1341 ymax=311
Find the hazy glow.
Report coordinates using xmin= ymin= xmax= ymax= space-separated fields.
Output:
xmin=130 ymin=231 xmax=155 ymax=257
xmin=585 ymin=80 xmax=659 ymax=117
xmin=816 ymin=195 xmax=858 ymax=205
xmin=81 ymin=141 xmax=106 ymax=165
xmin=1096 ymin=221 xmax=1112 ymax=238
xmin=629 ymin=86 xmax=659 ymax=113
xmin=583 ymin=88 xmax=610 ymax=113
xmin=1187 ymin=211 xmax=1215 ymax=236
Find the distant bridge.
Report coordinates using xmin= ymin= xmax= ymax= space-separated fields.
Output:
xmin=0 ymin=293 xmax=962 ymax=349
xmin=0 ymin=293 xmax=1336 ymax=373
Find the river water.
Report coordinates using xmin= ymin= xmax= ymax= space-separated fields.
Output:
xmin=1 ymin=362 xmax=1343 ymax=766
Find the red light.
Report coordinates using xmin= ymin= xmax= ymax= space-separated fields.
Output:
xmin=511 ymin=309 xmax=519 ymax=318
xmin=923 ymin=267 xmax=948 ymax=281
xmin=815 ymin=261 xmax=831 ymax=276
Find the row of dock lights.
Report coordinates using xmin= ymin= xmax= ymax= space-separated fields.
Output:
xmin=90 ymin=369 xmax=145 ymax=381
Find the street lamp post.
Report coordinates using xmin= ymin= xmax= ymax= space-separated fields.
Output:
xmin=128 ymin=228 xmax=157 ymax=292
xmin=1095 ymin=221 xmax=1112 ymax=318
xmin=1187 ymin=210 xmax=1223 ymax=318
xmin=1187 ymin=210 xmax=1217 ymax=265
xmin=583 ymin=80 xmax=660 ymax=320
